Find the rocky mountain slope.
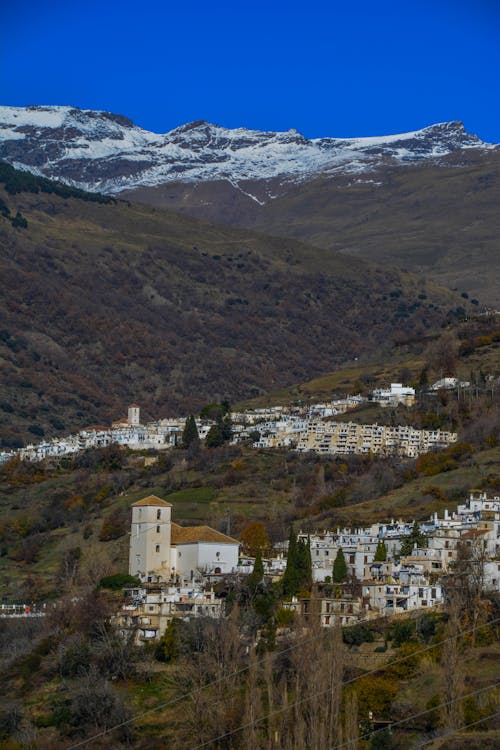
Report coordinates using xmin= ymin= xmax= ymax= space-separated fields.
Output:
xmin=0 ymin=167 xmax=467 ymax=447
xmin=0 ymin=105 xmax=495 ymax=195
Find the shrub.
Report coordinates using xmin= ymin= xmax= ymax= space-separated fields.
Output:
xmin=275 ymin=607 xmax=295 ymax=628
xmin=11 ymin=211 xmax=28 ymax=229
xmin=98 ymin=573 xmax=140 ymax=590
xmin=390 ymin=620 xmax=416 ymax=647
xmin=28 ymin=424 xmax=45 ymax=437
xmin=98 ymin=506 xmax=128 ymax=541
xmin=343 ymin=623 xmax=375 ymax=646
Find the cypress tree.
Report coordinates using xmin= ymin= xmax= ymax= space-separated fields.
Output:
xmin=282 ymin=529 xmax=299 ymax=597
xmin=297 ymin=536 xmax=313 ymax=591
xmin=332 ymin=548 xmax=347 ymax=583
xmin=182 ymin=415 xmax=199 ymax=448
xmin=221 ymin=414 xmax=233 ymax=442
xmin=248 ymin=549 xmax=264 ymax=593
xmin=374 ymin=540 xmax=387 ymax=562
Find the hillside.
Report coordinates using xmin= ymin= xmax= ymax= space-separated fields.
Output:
xmin=129 ymin=150 xmax=500 ymax=305
xmin=2 ymin=106 xmax=499 ymax=305
xmin=0 ymin=166 xmax=468 ymax=448
xmin=1 ymin=329 xmax=498 ymax=603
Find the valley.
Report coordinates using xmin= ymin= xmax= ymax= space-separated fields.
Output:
xmin=0 ymin=103 xmax=499 ymax=750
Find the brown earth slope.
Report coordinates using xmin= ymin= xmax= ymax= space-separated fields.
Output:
xmin=125 ymin=150 xmax=500 ymax=305
xmin=0 ymin=174 xmax=469 ymax=447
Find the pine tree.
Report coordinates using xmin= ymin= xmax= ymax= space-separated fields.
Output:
xmin=332 ymin=548 xmax=347 ymax=583
xmin=400 ymin=520 xmax=427 ymax=557
xmin=182 ymin=415 xmax=199 ymax=448
xmin=374 ymin=539 xmax=387 ymax=561
xmin=205 ymin=422 xmax=224 ymax=447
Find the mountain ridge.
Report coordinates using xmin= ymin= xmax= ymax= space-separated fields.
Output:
xmin=0 ymin=105 xmax=496 ymax=195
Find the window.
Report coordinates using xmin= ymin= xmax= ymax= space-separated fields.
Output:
xmin=156 ymin=545 xmax=160 ymax=553
xmin=156 ymin=526 xmax=160 ymax=533
xmin=157 ymin=509 xmax=161 ymax=520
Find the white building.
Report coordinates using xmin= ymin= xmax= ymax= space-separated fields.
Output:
xmin=128 ymin=495 xmax=239 ymax=583
xmin=371 ymin=383 xmax=415 ymax=408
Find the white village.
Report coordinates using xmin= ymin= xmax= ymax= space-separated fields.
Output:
xmin=0 ymin=378 xmax=463 ymax=466
xmin=108 ymin=488 xmax=500 ymax=643
xmin=4 ymin=381 xmax=496 ymax=643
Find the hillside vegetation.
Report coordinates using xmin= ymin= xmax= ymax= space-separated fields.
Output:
xmin=129 ymin=150 xmax=500 ymax=304
xmin=0 ymin=166 xmax=468 ymax=447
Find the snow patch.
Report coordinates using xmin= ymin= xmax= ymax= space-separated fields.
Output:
xmin=0 ymin=105 xmax=496 ymax=195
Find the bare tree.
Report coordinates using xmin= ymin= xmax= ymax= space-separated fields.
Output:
xmin=441 ymin=593 xmax=464 ymax=731
xmin=344 ymin=690 xmax=359 ymax=750
xmin=425 ymin=331 xmax=459 ymax=377
xmin=242 ymin=645 xmax=263 ymax=750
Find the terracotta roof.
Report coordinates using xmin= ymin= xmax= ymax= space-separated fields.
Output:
xmin=129 ymin=404 xmax=140 ymax=408
xmin=461 ymin=529 xmax=488 ymax=538
xmin=132 ymin=495 xmax=173 ymax=507
xmin=171 ymin=522 xmax=239 ymax=545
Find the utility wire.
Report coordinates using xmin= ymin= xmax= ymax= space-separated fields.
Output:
xmin=330 ymin=680 xmax=500 ymax=750
xmin=187 ymin=634 xmax=500 ymax=750
xmin=67 ymin=614 xmax=500 ymax=749
xmin=64 ymin=626 xmax=331 ymax=749
xmin=411 ymin=708 xmax=500 ymax=750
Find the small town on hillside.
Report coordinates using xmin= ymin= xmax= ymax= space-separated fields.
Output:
xmin=0 ymin=377 xmax=467 ymax=465
xmin=113 ymin=490 xmax=500 ymax=643
xmin=6 ymin=489 xmax=498 ymax=649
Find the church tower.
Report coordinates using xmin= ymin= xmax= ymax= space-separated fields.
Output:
xmin=128 ymin=404 xmax=141 ymax=426
xmin=129 ymin=496 xmax=172 ymax=581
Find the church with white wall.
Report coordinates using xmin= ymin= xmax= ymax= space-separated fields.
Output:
xmin=128 ymin=495 xmax=239 ymax=582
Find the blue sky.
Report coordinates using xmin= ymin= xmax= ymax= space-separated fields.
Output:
xmin=1 ymin=0 xmax=499 ymax=141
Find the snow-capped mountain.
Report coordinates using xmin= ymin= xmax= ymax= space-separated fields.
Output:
xmin=0 ymin=105 xmax=496 ymax=195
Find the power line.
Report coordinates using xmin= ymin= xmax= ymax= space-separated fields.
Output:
xmin=187 ymin=623 xmax=500 ymax=750
xmin=330 ymin=680 xmax=500 ymax=750
xmin=64 ymin=627 xmax=329 ymax=749
xmin=66 ymin=614 xmax=500 ymax=749
xmin=411 ymin=708 xmax=500 ymax=750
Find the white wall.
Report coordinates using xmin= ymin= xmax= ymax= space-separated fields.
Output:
xmin=175 ymin=542 xmax=239 ymax=578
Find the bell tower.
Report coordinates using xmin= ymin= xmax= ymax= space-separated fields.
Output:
xmin=129 ymin=496 xmax=172 ymax=581
xmin=128 ymin=404 xmax=141 ymax=426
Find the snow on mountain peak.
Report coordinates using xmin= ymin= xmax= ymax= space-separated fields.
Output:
xmin=0 ymin=105 xmax=495 ymax=195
